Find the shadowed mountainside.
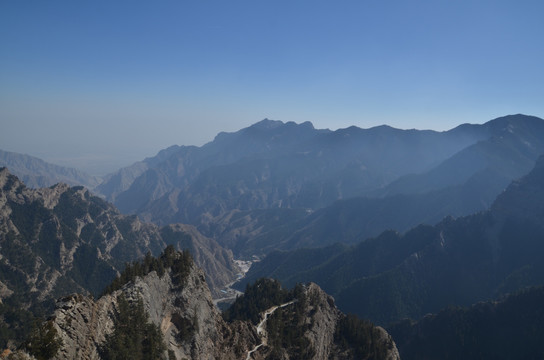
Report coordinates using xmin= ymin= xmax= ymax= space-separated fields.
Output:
xmin=388 ymin=286 xmax=544 ymax=360
xmin=240 ymin=155 xmax=544 ymax=325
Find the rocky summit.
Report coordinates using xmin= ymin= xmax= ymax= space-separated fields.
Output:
xmin=51 ymin=249 xmax=399 ymax=360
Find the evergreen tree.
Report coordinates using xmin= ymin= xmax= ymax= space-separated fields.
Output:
xmin=24 ymin=320 xmax=62 ymax=360
xmin=100 ymin=294 xmax=166 ymax=360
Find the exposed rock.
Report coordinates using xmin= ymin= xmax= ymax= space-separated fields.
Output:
xmin=1 ymin=349 xmax=35 ymax=359
xmin=0 ymin=280 xmax=13 ymax=302
xmin=52 ymin=261 xmax=257 ymax=360
xmin=53 ymin=294 xmax=115 ymax=360
xmin=303 ymin=283 xmax=341 ymax=359
xmin=162 ymin=223 xmax=239 ymax=297
xmin=52 ymin=259 xmax=399 ymax=360
xmin=297 ymin=283 xmax=399 ymax=360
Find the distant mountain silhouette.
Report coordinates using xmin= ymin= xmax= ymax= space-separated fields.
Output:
xmin=0 ymin=149 xmax=101 ymax=189
xmin=177 ymin=114 xmax=544 ymax=258
xmin=213 ymin=177 xmax=505 ymax=258
xmin=95 ymin=144 xmax=182 ymax=201
xmin=378 ymin=114 xmax=544 ymax=196
xmin=99 ymin=116 xmax=500 ymax=228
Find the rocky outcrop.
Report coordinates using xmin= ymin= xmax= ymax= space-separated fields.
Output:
xmin=303 ymin=283 xmax=342 ymax=359
xmin=280 ymin=283 xmax=400 ymax=360
xmin=226 ymin=279 xmax=400 ymax=360
xmin=160 ymin=223 xmax=240 ymax=297
xmin=52 ymin=294 xmax=115 ymax=360
xmin=52 ymin=260 xmax=257 ymax=360
xmin=52 ymin=258 xmax=399 ymax=360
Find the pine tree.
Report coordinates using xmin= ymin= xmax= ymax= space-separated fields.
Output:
xmin=24 ymin=320 xmax=62 ymax=360
xmin=100 ymin=294 xmax=166 ymax=360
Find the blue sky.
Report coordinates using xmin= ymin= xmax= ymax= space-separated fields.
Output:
xmin=1 ymin=1 xmax=544 ymax=174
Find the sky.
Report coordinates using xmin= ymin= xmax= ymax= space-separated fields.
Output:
xmin=1 ymin=1 xmax=544 ymax=175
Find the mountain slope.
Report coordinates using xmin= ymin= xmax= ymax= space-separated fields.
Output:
xmin=380 ymin=114 xmax=544 ymax=196
xmin=241 ymin=155 xmax=544 ymax=325
xmin=220 ymin=177 xmax=502 ymax=258
xmin=0 ymin=149 xmax=100 ymax=189
xmin=0 ymin=168 xmax=239 ymax=346
xmin=95 ymin=145 xmax=182 ymax=202
xmin=389 ymin=286 xmax=544 ymax=360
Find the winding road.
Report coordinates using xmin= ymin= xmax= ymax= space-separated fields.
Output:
xmin=246 ymin=300 xmax=296 ymax=360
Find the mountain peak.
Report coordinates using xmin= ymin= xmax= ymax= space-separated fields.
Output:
xmin=0 ymin=166 xmax=11 ymax=179
xmin=251 ymin=118 xmax=285 ymax=129
xmin=0 ymin=167 xmax=22 ymax=191
xmin=485 ymin=113 xmax=543 ymax=131
xmin=249 ymin=118 xmax=316 ymax=131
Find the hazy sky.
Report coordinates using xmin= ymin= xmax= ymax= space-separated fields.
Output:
xmin=1 ymin=1 xmax=544 ymax=175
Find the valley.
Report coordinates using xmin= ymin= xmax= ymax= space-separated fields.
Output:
xmin=212 ymin=259 xmax=253 ymax=309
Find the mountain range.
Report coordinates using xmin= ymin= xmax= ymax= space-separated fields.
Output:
xmin=240 ymin=155 xmax=544 ymax=328
xmin=5 ymin=115 xmax=544 ymax=258
xmin=3 ymin=113 xmax=544 ymax=358
xmin=91 ymin=114 xmax=544 ymax=259
xmin=99 ymin=118 xmax=484 ymax=222
xmin=0 ymin=168 xmax=239 ymax=348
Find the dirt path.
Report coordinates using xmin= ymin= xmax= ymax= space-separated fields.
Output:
xmin=246 ymin=300 xmax=296 ymax=360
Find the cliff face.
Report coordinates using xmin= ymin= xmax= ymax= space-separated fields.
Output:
xmin=303 ymin=283 xmax=399 ymax=360
xmin=249 ymin=282 xmax=400 ymax=360
xmin=52 ymin=261 xmax=256 ymax=360
xmin=52 ymin=260 xmax=399 ymax=360
xmin=304 ymin=283 xmax=341 ymax=359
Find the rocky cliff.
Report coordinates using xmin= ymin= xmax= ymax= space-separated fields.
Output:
xmin=51 ymin=251 xmax=399 ymax=360
xmin=52 ymin=260 xmax=255 ymax=360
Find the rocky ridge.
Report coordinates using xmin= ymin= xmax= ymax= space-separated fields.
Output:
xmin=52 ymin=254 xmax=399 ymax=360
xmin=53 ymin=260 xmax=255 ymax=360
